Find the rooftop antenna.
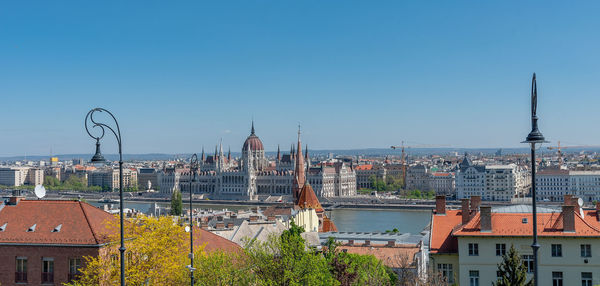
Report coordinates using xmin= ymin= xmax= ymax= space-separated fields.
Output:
xmin=34 ymin=185 xmax=46 ymax=200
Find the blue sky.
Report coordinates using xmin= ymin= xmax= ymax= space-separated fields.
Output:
xmin=1 ymin=1 xmax=599 ymax=156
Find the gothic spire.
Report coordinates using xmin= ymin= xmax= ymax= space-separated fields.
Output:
xmin=293 ymin=126 xmax=306 ymax=202
xmin=277 ymin=145 xmax=281 ymax=161
xmin=201 ymin=146 xmax=205 ymax=162
xmin=228 ymin=146 xmax=231 ymax=161
xmin=251 ymin=120 xmax=255 ymax=135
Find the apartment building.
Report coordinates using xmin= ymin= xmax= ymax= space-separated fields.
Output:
xmin=0 ymin=167 xmax=43 ymax=186
xmin=430 ymin=195 xmax=600 ymax=285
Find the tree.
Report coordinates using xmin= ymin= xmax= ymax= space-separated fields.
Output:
xmin=67 ymin=215 xmax=198 ymax=286
xmin=494 ymin=245 xmax=532 ymax=286
xmin=170 ymin=189 xmax=182 ymax=216
xmin=245 ymin=222 xmax=338 ymax=285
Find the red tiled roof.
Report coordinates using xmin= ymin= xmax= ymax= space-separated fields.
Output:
xmin=322 ymin=217 xmax=338 ymax=232
xmin=297 ymin=183 xmax=323 ymax=212
xmin=193 ymin=226 xmax=242 ymax=253
xmin=355 ymin=165 xmax=373 ymax=171
xmin=429 ymin=210 xmax=462 ymax=254
xmin=432 ymin=172 xmax=453 ymax=177
xmin=454 ymin=210 xmax=600 ymax=237
xmin=0 ymin=200 xmax=117 ymax=245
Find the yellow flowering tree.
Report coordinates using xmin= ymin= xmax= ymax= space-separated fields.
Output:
xmin=67 ymin=215 xmax=202 ymax=286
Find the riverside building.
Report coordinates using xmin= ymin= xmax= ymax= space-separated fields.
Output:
xmin=159 ymin=123 xmax=357 ymax=201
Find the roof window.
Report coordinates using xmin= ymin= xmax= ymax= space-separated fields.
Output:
xmin=27 ymin=224 xmax=36 ymax=232
xmin=0 ymin=223 xmax=6 ymax=231
xmin=52 ymin=224 xmax=62 ymax=233
xmin=522 ymin=218 xmax=528 ymax=224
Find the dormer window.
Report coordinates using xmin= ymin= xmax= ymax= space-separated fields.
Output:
xmin=52 ymin=224 xmax=62 ymax=232
xmin=27 ymin=224 xmax=36 ymax=232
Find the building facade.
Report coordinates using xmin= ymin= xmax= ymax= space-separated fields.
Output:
xmin=456 ymin=155 xmax=530 ymax=201
xmin=430 ymin=195 xmax=600 ymax=286
xmin=162 ymin=124 xmax=356 ymax=200
xmin=0 ymin=167 xmax=43 ymax=186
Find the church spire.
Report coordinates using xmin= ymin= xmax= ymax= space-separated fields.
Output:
xmin=292 ymin=126 xmax=305 ymax=202
xmin=277 ymin=145 xmax=281 ymax=161
xmin=228 ymin=146 xmax=231 ymax=161
xmin=251 ymin=120 xmax=255 ymax=135
xmin=201 ymin=146 xmax=205 ymax=162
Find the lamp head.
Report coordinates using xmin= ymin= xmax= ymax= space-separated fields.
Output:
xmin=90 ymin=138 xmax=107 ymax=163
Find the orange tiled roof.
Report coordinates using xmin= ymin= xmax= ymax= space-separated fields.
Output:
xmin=322 ymin=217 xmax=338 ymax=232
xmin=0 ymin=200 xmax=117 ymax=245
xmin=297 ymin=183 xmax=323 ymax=212
xmin=429 ymin=210 xmax=462 ymax=254
xmin=337 ymin=243 xmax=420 ymax=268
xmin=454 ymin=210 xmax=600 ymax=237
xmin=355 ymin=165 xmax=373 ymax=171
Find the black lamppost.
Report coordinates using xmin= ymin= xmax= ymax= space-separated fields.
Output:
xmin=522 ymin=73 xmax=547 ymax=286
xmin=85 ymin=108 xmax=126 ymax=286
xmin=188 ymin=153 xmax=198 ymax=285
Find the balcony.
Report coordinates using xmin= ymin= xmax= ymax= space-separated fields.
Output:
xmin=15 ymin=272 xmax=27 ymax=283
xmin=41 ymin=272 xmax=54 ymax=283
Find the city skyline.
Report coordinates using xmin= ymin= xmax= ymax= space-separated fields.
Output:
xmin=2 ymin=1 xmax=600 ymax=156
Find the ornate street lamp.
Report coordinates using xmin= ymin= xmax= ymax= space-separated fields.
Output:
xmin=521 ymin=73 xmax=548 ymax=286
xmin=85 ymin=108 xmax=126 ymax=286
xmin=188 ymin=153 xmax=198 ymax=285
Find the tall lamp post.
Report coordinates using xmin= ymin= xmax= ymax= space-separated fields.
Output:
xmin=85 ymin=108 xmax=126 ymax=286
xmin=188 ymin=154 xmax=198 ymax=285
xmin=521 ymin=73 xmax=547 ymax=286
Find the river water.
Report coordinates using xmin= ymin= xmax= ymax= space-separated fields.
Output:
xmin=91 ymin=201 xmax=432 ymax=235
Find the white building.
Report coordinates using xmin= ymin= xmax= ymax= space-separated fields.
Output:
xmin=456 ymin=155 xmax=530 ymax=201
xmin=429 ymin=172 xmax=455 ymax=196
xmin=0 ymin=167 xmax=42 ymax=186
xmin=536 ymin=168 xmax=570 ymax=202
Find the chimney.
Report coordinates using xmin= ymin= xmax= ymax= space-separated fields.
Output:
xmin=435 ymin=195 xmax=446 ymax=215
xmin=596 ymin=202 xmax=600 ymax=221
xmin=572 ymin=196 xmax=581 ymax=216
xmin=201 ymin=222 xmax=209 ymax=229
xmin=387 ymin=240 xmax=395 ymax=247
xmin=217 ymin=216 xmax=224 ymax=222
xmin=461 ymin=198 xmax=471 ymax=224
xmin=470 ymin=196 xmax=481 ymax=214
xmin=249 ymin=215 xmax=258 ymax=222
xmin=364 ymin=240 xmax=371 ymax=246
xmin=267 ymin=215 xmax=276 ymax=222
xmin=216 ymin=222 xmax=225 ymax=229
xmin=564 ymin=194 xmax=573 ymax=204
xmin=563 ymin=205 xmax=575 ymax=232
xmin=226 ymin=222 xmax=234 ymax=229
xmin=480 ymin=206 xmax=492 ymax=232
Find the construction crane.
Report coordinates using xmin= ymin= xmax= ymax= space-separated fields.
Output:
xmin=547 ymin=141 xmax=600 ymax=167
xmin=390 ymin=141 xmax=447 ymax=189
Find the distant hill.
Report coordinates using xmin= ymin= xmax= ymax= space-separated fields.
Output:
xmin=3 ymin=147 xmax=599 ymax=162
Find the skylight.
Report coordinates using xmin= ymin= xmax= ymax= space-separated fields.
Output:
xmin=27 ymin=224 xmax=36 ymax=232
xmin=0 ymin=223 xmax=6 ymax=231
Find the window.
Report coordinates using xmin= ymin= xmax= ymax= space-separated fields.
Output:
xmin=496 ymin=244 xmax=506 ymax=256
xmin=42 ymin=257 xmax=54 ymax=283
xmin=69 ymin=258 xmax=82 ymax=282
xmin=552 ymin=272 xmax=563 ymax=286
xmin=552 ymin=244 xmax=562 ymax=257
xmin=437 ymin=264 xmax=454 ymax=283
xmin=15 ymin=257 xmax=27 ymax=283
xmin=469 ymin=270 xmax=479 ymax=286
xmin=522 ymin=255 xmax=534 ymax=273
xmin=468 ymin=243 xmax=479 ymax=256
xmin=582 ymin=272 xmax=592 ymax=286
xmin=581 ymin=244 xmax=592 ymax=257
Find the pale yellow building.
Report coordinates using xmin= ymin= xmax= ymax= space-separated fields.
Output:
xmin=430 ymin=195 xmax=600 ymax=285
